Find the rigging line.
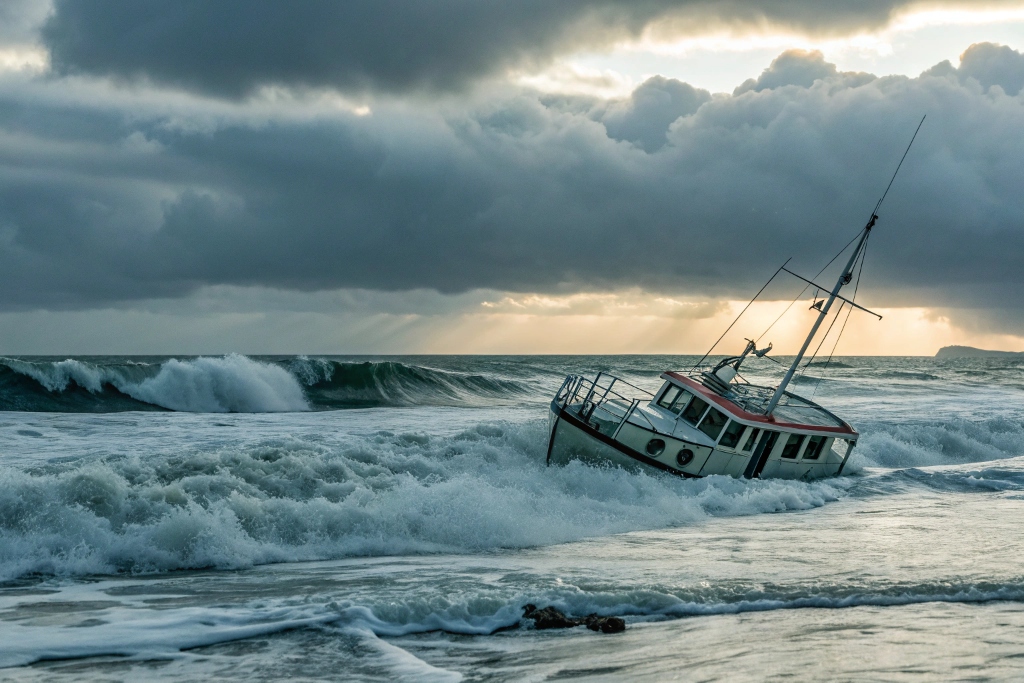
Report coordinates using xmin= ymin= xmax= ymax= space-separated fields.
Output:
xmin=848 ymin=237 xmax=869 ymax=320
xmin=800 ymin=300 xmax=846 ymax=374
xmin=873 ymin=115 xmax=926 ymax=216
xmin=809 ymin=296 xmax=855 ymax=400
xmin=810 ymin=235 xmax=870 ymax=398
xmin=756 ymin=280 xmax=810 ymax=343
xmin=756 ymin=228 xmax=862 ymax=344
xmin=806 ymin=118 xmax=921 ymax=397
xmin=691 ymin=258 xmax=791 ymax=371
xmin=783 ymin=116 xmax=924 ymax=348
xmin=812 ymin=228 xmax=862 ymax=281
xmin=709 ymin=120 xmax=919 ymax=368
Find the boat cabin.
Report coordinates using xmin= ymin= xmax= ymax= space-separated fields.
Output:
xmin=645 ymin=372 xmax=857 ymax=478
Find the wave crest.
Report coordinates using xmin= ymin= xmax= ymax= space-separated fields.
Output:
xmin=288 ymin=358 xmax=529 ymax=409
xmin=852 ymin=417 xmax=1024 ymax=470
xmin=127 ymin=355 xmax=309 ymax=412
xmin=0 ymin=354 xmax=308 ymax=413
xmin=0 ymin=356 xmax=529 ymax=413
xmin=0 ymin=420 xmax=847 ymax=581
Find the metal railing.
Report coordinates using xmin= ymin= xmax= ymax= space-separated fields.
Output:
xmin=555 ymin=372 xmax=660 ymax=436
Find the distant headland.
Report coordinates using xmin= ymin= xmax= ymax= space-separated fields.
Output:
xmin=935 ymin=345 xmax=1024 ymax=358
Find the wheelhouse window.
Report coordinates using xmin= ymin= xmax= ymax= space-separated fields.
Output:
xmin=741 ymin=428 xmax=761 ymax=452
xmin=657 ymin=385 xmax=693 ymax=413
xmin=780 ymin=433 xmax=805 ymax=459
xmin=698 ymin=408 xmax=729 ymax=441
xmin=657 ymin=385 xmax=682 ymax=410
xmin=803 ymin=435 xmax=828 ymax=460
xmin=718 ymin=420 xmax=745 ymax=449
xmin=681 ymin=396 xmax=709 ymax=425
xmin=673 ymin=391 xmax=693 ymax=412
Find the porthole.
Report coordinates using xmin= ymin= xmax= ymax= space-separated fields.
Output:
xmin=646 ymin=438 xmax=666 ymax=456
xmin=676 ymin=449 xmax=695 ymax=467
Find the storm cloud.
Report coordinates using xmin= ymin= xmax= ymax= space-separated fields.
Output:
xmin=38 ymin=0 xmax=1014 ymax=95
xmin=0 ymin=43 xmax=1023 ymax=320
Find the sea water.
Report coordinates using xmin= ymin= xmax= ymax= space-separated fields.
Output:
xmin=0 ymin=354 xmax=1023 ymax=681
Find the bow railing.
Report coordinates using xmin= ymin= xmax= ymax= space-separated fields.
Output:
xmin=555 ymin=373 xmax=660 ymax=436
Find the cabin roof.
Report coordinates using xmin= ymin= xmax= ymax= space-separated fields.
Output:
xmin=663 ymin=372 xmax=858 ymax=437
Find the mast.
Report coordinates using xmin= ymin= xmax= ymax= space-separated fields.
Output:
xmin=763 ymin=115 xmax=925 ymax=416
xmin=763 ymin=218 xmax=873 ymax=415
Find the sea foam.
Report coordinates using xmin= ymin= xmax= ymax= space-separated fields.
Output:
xmin=0 ymin=420 xmax=847 ymax=582
xmin=6 ymin=412 xmax=1023 ymax=582
xmin=852 ymin=417 xmax=1024 ymax=470
xmin=123 ymin=354 xmax=309 ymax=412
xmin=6 ymin=571 xmax=1024 ymax=669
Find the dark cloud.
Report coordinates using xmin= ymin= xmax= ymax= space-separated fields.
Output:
xmin=1 ymin=43 xmax=1024 ymax=332
xmin=600 ymin=77 xmax=711 ymax=152
xmin=38 ymin=0 xmax=976 ymax=96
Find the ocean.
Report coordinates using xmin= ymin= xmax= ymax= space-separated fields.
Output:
xmin=1 ymin=353 xmax=1023 ymax=681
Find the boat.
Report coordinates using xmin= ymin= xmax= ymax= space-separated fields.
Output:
xmin=546 ymin=345 xmax=859 ymax=480
xmin=546 ymin=120 xmax=926 ymax=481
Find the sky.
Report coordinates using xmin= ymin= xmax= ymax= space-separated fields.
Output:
xmin=1 ymin=1 xmax=1024 ymax=355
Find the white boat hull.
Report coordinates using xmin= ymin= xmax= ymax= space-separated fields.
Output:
xmin=547 ymin=400 xmax=851 ymax=480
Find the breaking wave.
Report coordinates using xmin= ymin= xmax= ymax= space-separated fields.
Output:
xmin=852 ymin=417 xmax=1024 ymax=470
xmin=0 ymin=355 xmax=308 ymax=413
xmin=0 ymin=420 xmax=848 ymax=582
xmin=0 ymin=355 xmax=531 ymax=413
xmin=4 ymin=414 xmax=1019 ymax=583
xmin=282 ymin=357 xmax=530 ymax=409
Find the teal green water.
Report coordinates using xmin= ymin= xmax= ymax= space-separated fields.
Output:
xmin=2 ymin=354 xmax=1024 ymax=680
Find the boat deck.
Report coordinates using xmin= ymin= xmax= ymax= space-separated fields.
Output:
xmin=664 ymin=372 xmax=855 ymax=435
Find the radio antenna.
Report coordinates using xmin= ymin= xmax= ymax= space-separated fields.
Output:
xmin=873 ymin=115 xmax=926 ymax=217
xmin=764 ymin=116 xmax=925 ymax=415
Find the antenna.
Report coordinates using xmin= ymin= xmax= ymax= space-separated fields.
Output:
xmin=763 ymin=116 xmax=926 ymax=415
xmin=872 ymin=115 xmax=926 ymax=218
